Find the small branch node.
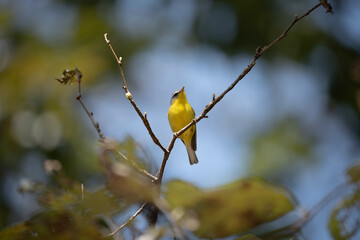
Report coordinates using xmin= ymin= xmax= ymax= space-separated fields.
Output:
xmin=255 ymin=46 xmax=263 ymax=57
xmin=126 ymin=92 xmax=132 ymax=100
xmin=104 ymin=33 xmax=110 ymax=44
xmin=107 ymin=202 xmax=147 ymax=236
xmin=212 ymin=93 xmax=216 ymax=101
xmin=320 ymin=0 xmax=334 ymax=13
xmin=144 ymin=112 xmax=147 ymax=119
xmin=105 ymin=33 xmax=167 ymax=153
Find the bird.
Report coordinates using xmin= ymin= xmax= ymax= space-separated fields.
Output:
xmin=167 ymin=86 xmax=198 ymax=165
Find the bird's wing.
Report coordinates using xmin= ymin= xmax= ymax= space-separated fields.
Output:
xmin=191 ymin=128 xmax=197 ymax=151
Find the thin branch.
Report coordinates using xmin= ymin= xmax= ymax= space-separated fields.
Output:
xmin=107 ymin=202 xmax=147 ymax=237
xmin=110 ymin=145 xmax=157 ymax=181
xmin=75 ymin=68 xmax=106 ymax=141
xmin=154 ymin=199 xmax=190 ymax=240
xmin=104 ymin=33 xmax=167 ymax=153
xmin=260 ymin=182 xmax=349 ymax=240
xmin=74 ymin=68 xmax=156 ymax=181
xmin=259 ymin=2 xmax=322 ymax=57
xmin=155 ymin=1 xmax=330 ymax=184
xmin=293 ymin=182 xmax=349 ymax=230
xmin=156 ymin=134 xmax=177 ymax=183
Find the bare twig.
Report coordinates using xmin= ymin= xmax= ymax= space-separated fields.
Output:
xmin=104 ymin=33 xmax=167 ymax=153
xmin=155 ymin=1 xmax=331 ymax=184
xmin=260 ymin=182 xmax=349 ymax=240
xmin=107 ymin=202 xmax=147 ymax=237
xmin=110 ymin=145 xmax=157 ymax=181
xmin=259 ymin=3 xmax=322 ymax=57
xmin=154 ymin=199 xmax=190 ymax=240
xmin=292 ymin=182 xmax=348 ymax=231
xmin=75 ymin=68 xmax=106 ymax=141
xmin=74 ymin=68 xmax=156 ymax=181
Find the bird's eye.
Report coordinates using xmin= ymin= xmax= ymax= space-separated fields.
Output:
xmin=172 ymin=91 xmax=180 ymax=98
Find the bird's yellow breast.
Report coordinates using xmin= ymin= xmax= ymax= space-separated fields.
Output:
xmin=167 ymin=95 xmax=195 ymax=143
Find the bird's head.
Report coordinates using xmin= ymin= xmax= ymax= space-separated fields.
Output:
xmin=170 ymin=86 xmax=186 ymax=105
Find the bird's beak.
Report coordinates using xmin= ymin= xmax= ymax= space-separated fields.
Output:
xmin=181 ymin=86 xmax=185 ymax=92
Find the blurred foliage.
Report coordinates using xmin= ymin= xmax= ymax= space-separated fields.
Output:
xmin=0 ymin=163 xmax=118 ymax=239
xmin=0 ymin=139 xmax=154 ymax=239
xmin=347 ymin=163 xmax=360 ymax=183
xmin=1 ymin=0 xmax=360 ymax=239
xmin=0 ymin=160 xmax=297 ymax=239
xmin=165 ymin=178 xmax=294 ymax=238
xmin=328 ymin=189 xmax=360 ymax=240
xmin=234 ymin=234 xmax=262 ymax=240
xmin=249 ymin=118 xmax=313 ymax=180
xmin=327 ymin=164 xmax=360 ymax=240
xmin=99 ymin=137 xmax=156 ymax=202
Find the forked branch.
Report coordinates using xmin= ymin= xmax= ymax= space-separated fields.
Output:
xmin=156 ymin=0 xmax=333 ymax=183
xmin=104 ymin=33 xmax=167 ymax=153
xmin=71 ymin=68 xmax=156 ymax=181
xmin=103 ymin=0 xmax=333 ymax=234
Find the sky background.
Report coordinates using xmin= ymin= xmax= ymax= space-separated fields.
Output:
xmin=1 ymin=0 xmax=360 ymax=239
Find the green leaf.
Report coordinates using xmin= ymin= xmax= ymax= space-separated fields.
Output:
xmin=0 ymin=223 xmax=31 ymax=240
xmin=165 ymin=178 xmax=295 ymax=238
xmin=249 ymin=119 xmax=312 ymax=178
xmin=27 ymin=210 xmax=102 ymax=240
xmin=347 ymin=164 xmax=360 ymax=183
xmin=234 ymin=234 xmax=262 ymax=240
xmin=165 ymin=180 xmax=203 ymax=208
xmin=82 ymin=188 xmax=127 ymax=217
xmin=0 ymin=211 xmax=104 ymax=240
xmin=328 ymin=189 xmax=360 ymax=240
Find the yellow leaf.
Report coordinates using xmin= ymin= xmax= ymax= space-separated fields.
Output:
xmin=165 ymin=178 xmax=295 ymax=238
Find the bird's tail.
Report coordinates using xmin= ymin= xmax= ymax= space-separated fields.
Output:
xmin=185 ymin=144 xmax=198 ymax=165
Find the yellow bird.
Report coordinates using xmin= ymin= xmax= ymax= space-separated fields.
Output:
xmin=168 ymin=87 xmax=198 ymax=165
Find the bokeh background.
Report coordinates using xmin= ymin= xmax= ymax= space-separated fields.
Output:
xmin=1 ymin=0 xmax=360 ymax=239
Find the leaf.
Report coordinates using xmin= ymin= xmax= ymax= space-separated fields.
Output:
xmin=328 ymin=189 xmax=360 ymax=240
xmin=347 ymin=164 xmax=360 ymax=183
xmin=165 ymin=180 xmax=202 ymax=208
xmin=0 ymin=211 xmax=104 ymax=240
xmin=82 ymin=188 xmax=128 ymax=217
xmin=26 ymin=210 xmax=102 ymax=240
xmin=250 ymin=119 xmax=312 ymax=178
xmin=55 ymin=69 xmax=82 ymax=85
xmin=0 ymin=222 xmax=31 ymax=240
xmin=165 ymin=178 xmax=295 ymax=238
xmin=19 ymin=166 xmax=126 ymax=217
xmin=234 ymin=234 xmax=262 ymax=240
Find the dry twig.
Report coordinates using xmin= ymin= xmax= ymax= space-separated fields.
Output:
xmin=104 ymin=33 xmax=167 ymax=153
xmin=107 ymin=202 xmax=148 ymax=237
xmin=73 ymin=68 xmax=156 ymax=181
xmin=75 ymin=68 xmax=106 ymax=141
